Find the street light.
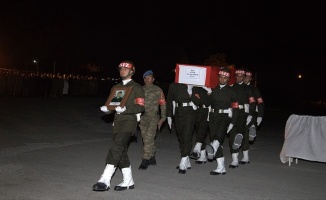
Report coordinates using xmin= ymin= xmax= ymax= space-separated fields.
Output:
xmin=33 ymin=60 xmax=39 ymax=73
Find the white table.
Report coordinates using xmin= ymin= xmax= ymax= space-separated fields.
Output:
xmin=280 ymin=114 xmax=326 ymax=166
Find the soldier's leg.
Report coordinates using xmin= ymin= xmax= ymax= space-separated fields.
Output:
xmin=139 ymin=118 xmax=150 ymax=169
xmin=175 ymin=108 xmax=195 ymax=174
xmin=228 ymin=128 xmax=240 ymax=168
xmin=240 ymin=125 xmax=250 ymax=164
xmin=206 ymin=116 xmax=229 ymax=161
xmin=113 ymin=133 xmax=135 ymax=191
xmin=106 ymin=132 xmax=132 ymax=167
xmin=249 ymin=113 xmax=258 ymax=142
xmin=139 ymin=118 xmax=151 ymax=160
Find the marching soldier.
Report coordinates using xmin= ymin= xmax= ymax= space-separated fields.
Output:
xmin=138 ymin=70 xmax=166 ymax=170
xmin=190 ymin=86 xmax=210 ymax=164
xmin=229 ymin=68 xmax=256 ymax=168
xmin=206 ymin=68 xmax=239 ymax=175
xmin=166 ymin=82 xmax=196 ymax=174
xmin=243 ymin=69 xmax=264 ymax=144
xmin=93 ymin=61 xmax=145 ymax=192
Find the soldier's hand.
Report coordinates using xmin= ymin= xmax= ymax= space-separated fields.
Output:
xmin=246 ymin=115 xmax=253 ymax=125
xmin=157 ymin=118 xmax=165 ymax=130
xmin=100 ymin=106 xmax=111 ymax=114
xmin=187 ymin=85 xmax=194 ymax=95
xmin=257 ymin=117 xmax=263 ymax=126
xmin=227 ymin=123 xmax=234 ymax=133
xmin=115 ymin=106 xmax=126 ymax=114
xmin=135 ymin=113 xmax=141 ymax=122
xmin=167 ymin=117 xmax=172 ymax=129
xmin=202 ymin=86 xmax=212 ymax=94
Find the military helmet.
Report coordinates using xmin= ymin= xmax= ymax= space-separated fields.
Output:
xmin=245 ymin=69 xmax=253 ymax=77
xmin=218 ymin=67 xmax=231 ymax=77
xmin=118 ymin=61 xmax=135 ymax=74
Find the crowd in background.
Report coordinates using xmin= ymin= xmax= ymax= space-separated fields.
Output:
xmin=0 ymin=69 xmax=120 ymax=98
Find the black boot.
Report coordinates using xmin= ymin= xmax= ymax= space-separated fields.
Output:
xmin=138 ymin=159 xmax=149 ymax=170
xmin=148 ymin=157 xmax=157 ymax=166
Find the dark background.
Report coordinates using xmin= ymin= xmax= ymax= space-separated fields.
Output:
xmin=1 ymin=1 xmax=325 ymax=114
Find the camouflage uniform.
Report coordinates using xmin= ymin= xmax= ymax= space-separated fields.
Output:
xmin=139 ymin=84 xmax=166 ymax=160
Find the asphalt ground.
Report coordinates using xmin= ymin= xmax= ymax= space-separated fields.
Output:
xmin=1 ymin=97 xmax=325 ymax=200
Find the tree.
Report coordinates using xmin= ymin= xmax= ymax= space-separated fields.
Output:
xmin=203 ymin=53 xmax=228 ymax=67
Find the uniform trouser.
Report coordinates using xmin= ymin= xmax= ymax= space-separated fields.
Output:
xmin=175 ymin=107 xmax=195 ymax=157
xmin=106 ymin=132 xmax=132 ymax=169
xmin=139 ymin=114 xmax=159 ymax=160
xmin=247 ymin=112 xmax=258 ymax=129
xmin=209 ymin=113 xmax=230 ymax=158
xmin=194 ymin=108 xmax=209 ymax=149
xmin=229 ymin=112 xmax=248 ymax=153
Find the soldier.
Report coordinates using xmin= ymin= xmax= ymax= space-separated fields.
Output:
xmin=229 ymin=68 xmax=256 ymax=168
xmin=190 ymin=86 xmax=210 ymax=164
xmin=206 ymin=68 xmax=239 ymax=175
xmin=166 ymin=82 xmax=197 ymax=174
xmin=138 ymin=70 xmax=166 ymax=170
xmin=243 ymin=69 xmax=264 ymax=145
xmin=93 ymin=61 xmax=145 ymax=192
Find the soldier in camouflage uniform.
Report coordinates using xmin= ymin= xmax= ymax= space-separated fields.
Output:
xmin=93 ymin=61 xmax=145 ymax=192
xmin=138 ymin=70 xmax=166 ymax=170
xmin=229 ymin=68 xmax=256 ymax=168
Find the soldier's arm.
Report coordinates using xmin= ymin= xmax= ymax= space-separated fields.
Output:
xmin=124 ymin=85 xmax=145 ymax=114
xmin=166 ymin=83 xmax=174 ymax=117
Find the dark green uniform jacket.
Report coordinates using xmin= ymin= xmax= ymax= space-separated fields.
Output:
xmin=112 ymin=80 xmax=145 ymax=133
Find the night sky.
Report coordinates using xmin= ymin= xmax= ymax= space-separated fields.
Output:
xmin=1 ymin=1 xmax=325 ymax=85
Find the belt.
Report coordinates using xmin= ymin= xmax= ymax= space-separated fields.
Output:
xmin=175 ymin=102 xmax=192 ymax=107
xmin=238 ymin=105 xmax=244 ymax=109
xmin=211 ymin=109 xmax=229 ymax=113
xmin=198 ymin=104 xmax=207 ymax=109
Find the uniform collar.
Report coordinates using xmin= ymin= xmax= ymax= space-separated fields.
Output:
xmin=122 ymin=79 xmax=132 ymax=85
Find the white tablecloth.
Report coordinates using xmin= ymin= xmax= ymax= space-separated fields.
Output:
xmin=280 ymin=114 xmax=326 ymax=163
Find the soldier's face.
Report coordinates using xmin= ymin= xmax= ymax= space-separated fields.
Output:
xmin=235 ymin=74 xmax=244 ymax=83
xmin=219 ymin=75 xmax=229 ymax=85
xmin=244 ymin=76 xmax=252 ymax=84
xmin=144 ymin=75 xmax=154 ymax=85
xmin=119 ymin=67 xmax=133 ymax=80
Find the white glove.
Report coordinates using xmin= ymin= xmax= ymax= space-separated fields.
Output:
xmin=227 ymin=123 xmax=234 ymax=133
xmin=207 ymin=106 xmax=211 ymax=121
xmin=246 ymin=115 xmax=253 ymax=125
xmin=187 ymin=85 xmax=194 ymax=95
xmin=228 ymin=108 xmax=233 ymax=118
xmin=167 ymin=117 xmax=172 ymax=129
xmin=190 ymin=101 xmax=197 ymax=110
xmin=257 ymin=117 xmax=263 ymax=126
xmin=115 ymin=106 xmax=126 ymax=114
xmin=100 ymin=106 xmax=110 ymax=114
xmin=136 ymin=113 xmax=141 ymax=122
xmin=202 ymin=86 xmax=212 ymax=94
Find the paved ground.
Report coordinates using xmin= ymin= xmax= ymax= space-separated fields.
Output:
xmin=1 ymin=97 xmax=325 ymax=200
